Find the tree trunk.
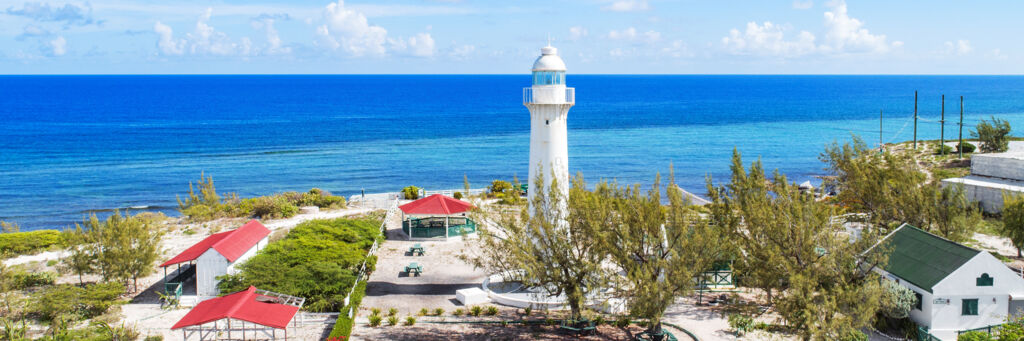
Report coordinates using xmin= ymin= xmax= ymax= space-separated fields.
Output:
xmin=651 ymin=321 xmax=665 ymax=341
xmin=1017 ymin=247 xmax=1021 ymax=258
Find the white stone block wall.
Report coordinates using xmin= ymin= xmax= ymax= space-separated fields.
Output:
xmin=971 ymin=153 xmax=1024 ymax=180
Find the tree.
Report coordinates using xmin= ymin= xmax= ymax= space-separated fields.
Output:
xmin=466 ymin=170 xmax=606 ymax=321
xmin=463 ymin=174 xmax=471 ymax=197
xmin=879 ymin=280 xmax=915 ymax=319
xmin=821 ymin=137 xmax=981 ymax=242
xmin=1002 ymin=193 xmax=1024 ymax=258
xmin=0 ymin=221 xmax=19 ymax=233
xmin=76 ymin=211 xmax=163 ymax=292
xmin=584 ymin=171 xmax=727 ymax=340
xmin=708 ymin=150 xmax=887 ymax=340
xmin=401 ymin=186 xmax=420 ymax=200
xmin=58 ymin=226 xmax=95 ymax=286
xmin=972 ymin=117 xmax=1012 ymax=153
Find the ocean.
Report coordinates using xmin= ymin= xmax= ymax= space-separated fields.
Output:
xmin=3 ymin=75 xmax=1024 ymax=230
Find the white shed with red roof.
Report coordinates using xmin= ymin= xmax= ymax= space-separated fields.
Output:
xmin=161 ymin=219 xmax=271 ymax=298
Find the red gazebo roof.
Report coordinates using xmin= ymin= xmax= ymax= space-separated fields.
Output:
xmin=171 ymin=286 xmax=299 ymax=330
xmin=399 ymin=194 xmax=474 ymax=215
xmin=160 ymin=219 xmax=270 ymax=267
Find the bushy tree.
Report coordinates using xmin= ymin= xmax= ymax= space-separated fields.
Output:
xmin=401 ymin=186 xmax=421 ymax=200
xmin=59 ymin=226 xmax=95 ymax=285
xmin=821 ymin=137 xmax=981 ymax=242
xmin=69 ymin=212 xmax=163 ymax=292
xmin=466 ymin=171 xmax=605 ymax=320
xmin=708 ymin=150 xmax=887 ymax=340
xmin=1002 ymin=193 xmax=1024 ymax=257
xmin=880 ymin=280 xmax=915 ymax=319
xmin=972 ymin=117 xmax=1012 ymax=153
xmin=584 ymin=169 xmax=727 ymax=339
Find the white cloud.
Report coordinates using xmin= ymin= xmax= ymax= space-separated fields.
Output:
xmin=986 ymin=49 xmax=1008 ymax=60
xmin=607 ymin=27 xmax=661 ymax=44
xmin=792 ymin=0 xmax=814 ymax=10
xmin=661 ymin=40 xmax=692 ymax=58
xmin=602 ymin=0 xmax=649 ymax=12
xmin=153 ymin=21 xmax=184 ymax=55
xmin=251 ymin=15 xmax=291 ymax=55
xmin=942 ymin=40 xmax=972 ymax=56
xmin=390 ymin=32 xmax=435 ymax=57
xmin=722 ymin=22 xmax=816 ymax=57
xmin=153 ymin=8 xmax=251 ymax=57
xmin=820 ymin=1 xmax=898 ymax=54
xmin=5 ymin=2 xmax=98 ymax=27
xmin=449 ymin=44 xmax=475 ymax=60
xmin=569 ymin=26 xmax=588 ymax=40
xmin=48 ymin=36 xmax=66 ymax=56
xmin=316 ymin=0 xmax=389 ymax=56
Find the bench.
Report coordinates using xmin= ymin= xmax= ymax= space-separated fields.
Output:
xmin=409 ymin=243 xmax=425 ymax=256
xmin=559 ymin=319 xmax=597 ymax=336
xmin=405 ymin=262 xmax=423 ymax=276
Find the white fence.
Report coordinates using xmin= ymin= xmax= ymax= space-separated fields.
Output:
xmin=340 ymin=198 xmax=398 ymax=317
xmin=349 ymin=188 xmax=490 ymax=204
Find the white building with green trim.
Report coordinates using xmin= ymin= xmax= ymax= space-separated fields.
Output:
xmin=869 ymin=224 xmax=1024 ymax=340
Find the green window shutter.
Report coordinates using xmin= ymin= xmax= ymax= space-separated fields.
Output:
xmin=914 ymin=292 xmax=923 ymax=310
xmin=977 ymin=273 xmax=994 ymax=286
xmin=962 ymin=299 xmax=979 ymax=316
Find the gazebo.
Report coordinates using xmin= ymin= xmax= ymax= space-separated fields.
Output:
xmin=399 ymin=194 xmax=477 ymax=240
xmin=171 ymin=286 xmax=304 ymax=340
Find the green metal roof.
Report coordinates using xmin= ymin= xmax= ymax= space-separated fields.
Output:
xmin=873 ymin=224 xmax=980 ymax=293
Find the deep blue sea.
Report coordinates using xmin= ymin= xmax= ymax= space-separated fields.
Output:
xmin=3 ymin=75 xmax=1024 ymax=230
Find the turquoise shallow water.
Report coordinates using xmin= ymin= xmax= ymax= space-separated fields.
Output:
xmin=2 ymin=75 xmax=1024 ymax=230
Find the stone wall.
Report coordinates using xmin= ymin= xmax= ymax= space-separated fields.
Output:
xmin=971 ymin=153 xmax=1024 ymax=180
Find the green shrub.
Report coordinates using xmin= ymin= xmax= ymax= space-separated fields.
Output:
xmin=6 ymin=269 xmax=57 ymax=290
xmin=243 ymin=196 xmax=299 ymax=219
xmin=297 ymin=188 xmax=347 ymax=208
xmin=368 ymin=314 xmax=383 ymax=327
xmin=469 ymin=306 xmax=482 ymax=316
xmin=523 ymin=306 xmax=532 ymax=316
xmin=29 ymin=282 xmax=123 ymax=321
xmin=973 ymin=117 xmax=1012 ymax=153
xmin=452 ymin=308 xmax=464 ymax=316
xmin=371 ymin=308 xmax=381 ymax=316
xmin=433 ymin=308 xmax=444 ymax=316
xmin=145 ymin=336 xmax=164 ymax=341
xmin=880 ymin=280 xmax=915 ymax=319
xmin=615 ymin=316 xmax=630 ymax=328
xmin=418 ymin=308 xmax=429 ymax=316
xmin=404 ymin=316 xmax=416 ymax=326
xmin=593 ymin=315 xmax=605 ymax=326
xmin=220 ymin=216 xmax=382 ymax=312
xmin=402 ymin=186 xmax=421 ymax=200
xmin=935 ymin=144 xmax=953 ymax=155
xmin=957 ymin=142 xmax=977 ymax=153
xmin=0 ymin=230 xmax=62 ymax=258
xmin=485 ymin=306 xmax=498 ymax=316
xmin=489 ymin=180 xmax=513 ymax=196
xmin=453 ymin=192 xmax=463 ymax=200
xmin=958 ymin=331 xmax=995 ymax=341
xmin=326 ymin=280 xmax=368 ymax=338
xmin=387 ymin=315 xmax=399 ymax=326
xmin=842 ymin=329 xmax=868 ymax=341
xmin=388 ymin=308 xmax=399 ymax=316
xmin=728 ymin=314 xmax=755 ymax=336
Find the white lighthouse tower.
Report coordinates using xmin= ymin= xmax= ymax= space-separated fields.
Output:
xmin=524 ymin=45 xmax=575 ymax=211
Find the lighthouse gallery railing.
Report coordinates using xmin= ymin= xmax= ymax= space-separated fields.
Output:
xmin=523 ymin=87 xmax=575 ymax=105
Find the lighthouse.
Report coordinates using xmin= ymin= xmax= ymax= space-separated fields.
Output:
xmin=524 ymin=45 xmax=575 ymax=213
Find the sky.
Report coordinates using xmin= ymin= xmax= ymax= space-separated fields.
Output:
xmin=0 ymin=0 xmax=1021 ymax=74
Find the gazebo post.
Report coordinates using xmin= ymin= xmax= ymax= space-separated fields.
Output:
xmin=445 ymin=215 xmax=450 ymax=240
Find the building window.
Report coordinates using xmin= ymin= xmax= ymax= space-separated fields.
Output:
xmin=914 ymin=292 xmax=922 ymax=310
xmin=962 ymin=299 xmax=979 ymax=316
xmin=977 ymin=273 xmax=994 ymax=286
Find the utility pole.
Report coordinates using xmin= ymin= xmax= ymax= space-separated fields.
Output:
xmin=913 ymin=91 xmax=918 ymax=150
xmin=940 ymin=95 xmax=946 ymax=155
xmin=959 ymin=96 xmax=964 ymax=158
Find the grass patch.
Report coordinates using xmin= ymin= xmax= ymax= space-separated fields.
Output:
xmin=0 ymin=230 xmax=63 ymax=259
xmin=327 ymin=280 xmax=368 ymax=338
xmin=217 ymin=215 xmax=382 ymax=312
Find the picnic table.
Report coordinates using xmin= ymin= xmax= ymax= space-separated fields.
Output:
xmin=405 ymin=262 xmax=423 ymax=276
xmin=409 ymin=243 xmax=425 ymax=256
xmin=558 ymin=319 xmax=597 ymax=336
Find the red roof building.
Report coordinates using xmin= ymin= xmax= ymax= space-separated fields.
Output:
xmin=399 ymin=194 xmax=478 ymax=240
xmin=172 ymin=286 xmax=303 ymax=340
xmin=161 ymin=219 xmax=271 ymax=267
xmin=399 ymin=194 xmax=474 ymax=215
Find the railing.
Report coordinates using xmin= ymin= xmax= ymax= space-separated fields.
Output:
xmin=341 ymin=198 xmax=398 ymax=308
xmin=402 ymin=217 xmax=477 ymax=239
xmin=523 ymin=87 xmax=575 ymax=104
xmin=917 ymin=326 xmax=941 ymax=341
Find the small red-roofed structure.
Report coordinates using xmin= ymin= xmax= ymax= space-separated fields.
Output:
xmin=161 ymin=220 xmax=271 ymax=300
xmin=172 ymin=286 xmax=304 ymax=340
xmin=399 ymin=194 xmax=477 ymax=240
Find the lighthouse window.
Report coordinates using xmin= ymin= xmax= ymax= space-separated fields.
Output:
xmin=532 ymin=71 xmax=565 ymax=85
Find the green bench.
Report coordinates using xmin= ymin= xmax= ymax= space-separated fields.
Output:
xmin=559 ymin=319 xmax=597 ymax=336
xmin=405 ymin=262 xmax=423 ymax=276
xmin=635 ymin=328 xmax=677 ymax=341
xmin=409 ymin=243 xmax=425 ymax=256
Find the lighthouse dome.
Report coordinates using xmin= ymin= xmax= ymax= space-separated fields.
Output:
xmin=532 ymin=46 xmax=566 ymax=71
